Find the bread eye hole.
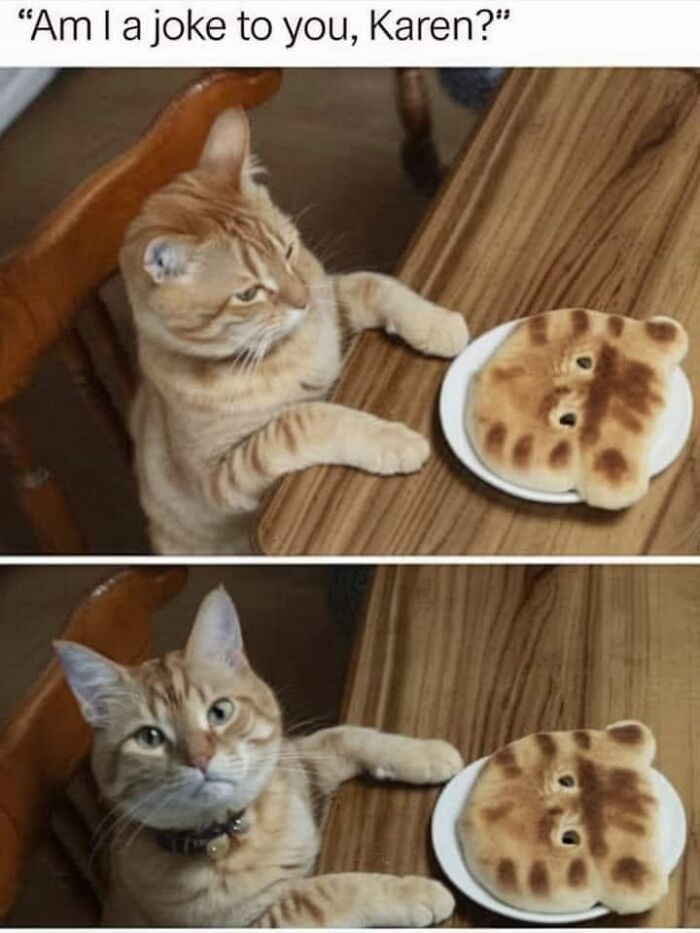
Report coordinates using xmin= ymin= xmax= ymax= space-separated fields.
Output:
xmin=576 ymin=356 xmax=593 ymax=370
xmin=559 ymin=412 xmax=577 ymax=427
xmin=558 ymin=774 xmax=576 ymax=788
xmin=561 ymin=830 xmax=581 ymax=846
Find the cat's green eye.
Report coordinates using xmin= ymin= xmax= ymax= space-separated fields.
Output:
xmin=208 ymin=698 xmax=234 ymax=726
xmin=235 ymin=286 xmax=259 ymax=303
xmin=134 ymin=725 xmax=166 ymax=749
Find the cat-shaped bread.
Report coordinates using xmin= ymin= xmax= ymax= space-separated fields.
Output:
xmin=465 ymin=309 xmax=688 ymax=509
xmin=458 ymin=722 xmax=667 ymax=915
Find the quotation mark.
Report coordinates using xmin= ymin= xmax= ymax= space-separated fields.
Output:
xmin=17 ymin=7 xmax=34 ymax=18
xmin=495 ymin=9 xmax=511 ymax=20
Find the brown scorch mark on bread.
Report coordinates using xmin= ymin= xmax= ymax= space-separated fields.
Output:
xmin=612 ymin=857 xmax=648 ymax=888
xmin=594 ymin=449 xmax=629 ymax=483
xmin=457 ymin=722 xmax=666 ymax=914
xmin=529 ymin=314 xmax=548 ymax=345
xmin=466 ymin=308 xmax=688 ymax=509
xmin=609 ymin=723 xmax=644 ymax=744
xmin=497 ymin=858 xmax=518 ymax=890
xmin=571 ymin=308 xmax=590 ymax=335
xmin=548 ymin=440 xmax=571 ymax=468
xmin=645 ymin=320 xmax=677 ymax=342
xmin=513 ymin=435 xmax=534 ymax=467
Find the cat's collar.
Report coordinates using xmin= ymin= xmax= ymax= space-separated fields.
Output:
xmin=154 ymin=811 xmax=249 ymax=860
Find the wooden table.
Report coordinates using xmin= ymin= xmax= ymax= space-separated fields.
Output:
xmin=257 ymin=69 xmax=700 ymax=555
xmin=318 ymin=565 xmax=699 ymax=927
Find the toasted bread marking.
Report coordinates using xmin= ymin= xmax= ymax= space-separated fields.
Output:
xmin=493 ymin=746 xmax=522 ymax=778
xmin=535 ymin=732 xmax=558 ymax=758
xmin=573 ymin=730 xmax=591 ymax=749
xmin=485 ymin=422 xmax=507 ymax=454
xmin=548 ymin=440 xmax=571 ymax=468
xmin=645 ymin=320 xmax=677 ymax=342
xmin=607 ymin=314 xmax=625 ymax=337
xmin=567 ymin=858 xmax=588 ymax=888
xmin=609 ymin=723 xmax=644 ymax=744
xmin=571 ymin=308 xmax=590 ymax=335
xmin=612 ymin=856 xmax=648 ymax=888
xmin=483 ymin=801 xmax=515 ymax=822
xmin=528 ymin=860 xmax=550 ymax=896
xmin=594 ymin=448 xmax=629 ymax=483
xmin=529 ymin=314 xmax=548 ymax=346
xmin=513 ymin=434 xmax=534 ymax=467
xmin=497 ymin=858 xmax=518 ymax=890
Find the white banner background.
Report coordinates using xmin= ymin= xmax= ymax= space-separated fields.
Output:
xmin=0 ymin=0 xmax=699 ymax=67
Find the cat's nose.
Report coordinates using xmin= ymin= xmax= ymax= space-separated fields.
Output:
xmin=190 ymin=753 xmax=212 ymax=773
xmin=281 ymin=278 xmax=308 ymax=310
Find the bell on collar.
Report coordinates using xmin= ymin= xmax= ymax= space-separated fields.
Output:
xmin=231 ymin=815 xmax=250 ymax=835
xmin=206 ymin=833 xmax=231 ymax=861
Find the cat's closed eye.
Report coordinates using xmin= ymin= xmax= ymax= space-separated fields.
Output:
xmin=235 ymin=286 xmax=260 ymax=303
xmin=285 ymin=243 xmax=294 ymax=260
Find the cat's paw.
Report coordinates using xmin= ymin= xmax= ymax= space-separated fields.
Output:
xmin=372 ymin=739 xmax=464 ymax=785
xmin=393 ymin=308 xmax=469 ymax=359
xmin=365 ymin=422 xmax=430 ymax=475
xmin=396 ymin=877 xmax=455 ymax=927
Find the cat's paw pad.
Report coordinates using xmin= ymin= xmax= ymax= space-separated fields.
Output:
xmin=397 ymin=877 xmax=455 ymax=927
xmin=369 ymin=423 xmax=430 ymax=475
xmin=398 ymin=310 xmax=469 ymax=359
xmin=416 ymin=740 xmax=464 ymax=783
xmin=375 ymin=739 xmax=463 ymax=785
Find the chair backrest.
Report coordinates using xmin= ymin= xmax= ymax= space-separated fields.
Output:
xmin=0 ymin=69 xmax=280 ymax=554
xmin=0 ymin=567 xmax=188 ymax=919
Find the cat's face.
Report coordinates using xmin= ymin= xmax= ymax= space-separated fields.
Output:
xmin=466 ymin=309 xmax=688 ymax=508
xmin=459 ymin=722 xmax=667 ymax=915
xmin=120 ymin=108 xmax=325 ymax=361
xmin=55 ymin=588 xmax=282 ymax=830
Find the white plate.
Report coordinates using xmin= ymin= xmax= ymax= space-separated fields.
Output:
xmin=431 ymin=756 xmax=687 ymax=925
xmin=439 ymin=320 xmax=693 ymax=505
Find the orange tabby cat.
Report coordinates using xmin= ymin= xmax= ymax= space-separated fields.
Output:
xmin=120 ymin=108 xmax=469 ymax=554
xmin=55 ymin=587 xmax=462 ymax=927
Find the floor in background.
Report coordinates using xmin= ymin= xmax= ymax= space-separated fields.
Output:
xmin=0 ymin=68 xmax=472 ymax=553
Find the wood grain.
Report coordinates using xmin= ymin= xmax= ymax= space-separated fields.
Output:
xmin=318 ymin=565 xmax=700 ymax=927
xmin=258 ymin=68 xmax=700 ymax=555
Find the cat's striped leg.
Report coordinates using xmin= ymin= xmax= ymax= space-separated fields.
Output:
xmin=253 ymin=873 xmax=455 ymax=928
xmin=294 ymin=726 xmax=463 ymax=795
xmin=334 ymin=272 xmax=469 ymax=358
xmin=208 ymin=402 xmax=430 ymax=510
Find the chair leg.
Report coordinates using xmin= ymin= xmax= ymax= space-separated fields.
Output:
xmin=0 ymin=403 xmax=85 ymax=554
xmin=394 ymin=68 xmax=443 ymax=193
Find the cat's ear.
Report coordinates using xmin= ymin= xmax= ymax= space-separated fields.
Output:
xmin=198 ymin=108 xmax=250 ymax=185
xmin=143 ymin=236 xmax=195 ymax=284
xmin=54 ymin=640 xmax=125 ymax=726
xmin=185 ymin=586 xmax=244 ymax=669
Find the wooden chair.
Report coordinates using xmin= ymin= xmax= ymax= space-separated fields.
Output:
xmin=394 ymin=68 xmax=443 ymax=193
xmin=0 ymin=567 xmax=188 ymax=921
xmin=0 ymin=69 xmax=281 ymax=555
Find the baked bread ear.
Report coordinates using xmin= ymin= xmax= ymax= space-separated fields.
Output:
xmin=465 ymin=309 xmax=688 ymax=508
xmin=458 ymin=722 xmax=668 ymax=915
